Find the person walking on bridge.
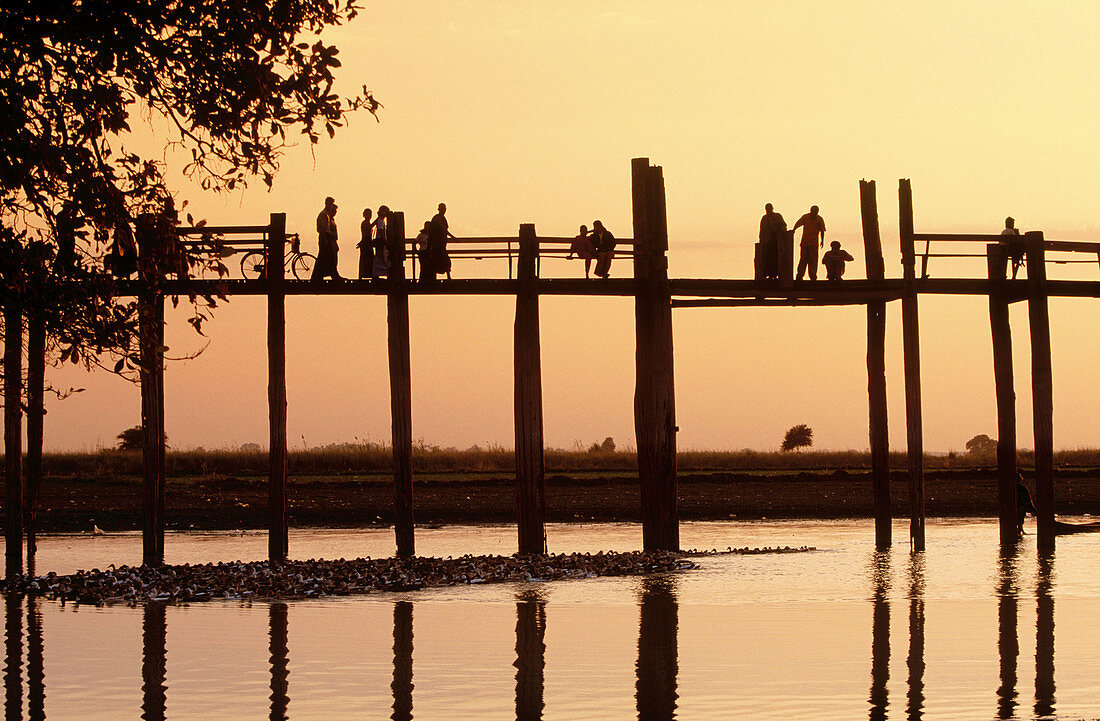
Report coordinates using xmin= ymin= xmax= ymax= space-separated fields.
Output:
xmin=423 ymin=202 xmax=455 ymax=282
xmin=311 ymin=196 xmax=342 ymax=281
xmin=793 ymin=205 xmax=826 ymax=281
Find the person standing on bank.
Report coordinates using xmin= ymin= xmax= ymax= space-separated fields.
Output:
xmin=591 ymin=220 xmax=616 ymax=278
xmin=425 ymin=202 xmax=455 ymax=282
xmin=793 ymin=205 xmax=826 ymax=281
xmin=311 ymin=196 xmax=342 ymax=280
xmin=758 ymin=203 xmax=786 ymax=280
xmin=357 ymin=207 xmax=374 ymax=279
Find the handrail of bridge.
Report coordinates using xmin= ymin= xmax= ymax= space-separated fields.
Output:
xmin=911 ymin=233 xmax=1100 ymax=276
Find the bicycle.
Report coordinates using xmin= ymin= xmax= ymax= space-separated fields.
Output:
xmin=240 ymin=234 xmax=316 ymax=280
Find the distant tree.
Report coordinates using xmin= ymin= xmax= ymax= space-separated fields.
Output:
xmin=965 ymin=434 xmax=997 ymax=455
xmin=588 ymin=437 xmax=616 ymax=453
xmin=116 ymin=425 xmax=167 ymax=451
xmin=781 ymin=424 xmax=813 ymax=452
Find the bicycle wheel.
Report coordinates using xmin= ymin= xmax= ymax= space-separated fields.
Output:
xmin=292 ymin=252 xmax=316 ymax=280
xmin=240 ymin=250 xmax=267 ymax=279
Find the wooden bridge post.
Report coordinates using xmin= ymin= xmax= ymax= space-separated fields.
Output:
xmin=138 ymin=282 xmax=166 ymax=566
xmin=387 ymin=211 xmax=415 ymax=557
xmin=26 ymin=315 xmax=45 ymax=559
xmin=1025 ymin=231 xmax=1055 ymax=552
xmin=898 ymin=179 xmax=925 ymax=550
xmin=860 ymin=180 xmax=890 ymax=548
xmin=267 ymin=213 xmax=289 ymax=564
xmin=514 ymin=223 xmax=547 ymax=554
xmin=987 ymin=244 xmax=1018 ymax=546
xmin=3 ymin=302 xmax=23 ymax=579
xmin=632 ymin=157 xmax=678 ymax=551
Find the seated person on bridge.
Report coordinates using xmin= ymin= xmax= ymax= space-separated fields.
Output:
xmin=568 ymin=224 xmax=597 ymax=278
xmin=591 ymin=220 xmax=616 ymax=278
xmin=1000 ymin=216 xmax=1025 ymax=279
xmin=821 ymin=240 xmax=854 ymax=281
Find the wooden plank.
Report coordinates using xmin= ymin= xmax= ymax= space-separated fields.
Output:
xmin=4 ymin=303 xmax=23 ymax=579
xmin=899 ymin=178 xmax=925 ymax=550
xmin=387 ymin=212 xmax=415 ymax=557
xmin=267 ymin=213 xmax=289 ymax=564
xmin=987 ymin=244 xmax=1018 ymax=546
xmin=514 ymin=224 xmax=546 ymax=555
xmin=861 ymin=180 xmax=890 ymax=549
xmin=139 ymin=290 xmax=166 ymax=567
xmin=1026 ymin=231 xmax=1055 ymax=553
xmin=25 ymin=315 xmax=45 ymax=559
xmin=633 ymin=159 xmax=679 ymax=552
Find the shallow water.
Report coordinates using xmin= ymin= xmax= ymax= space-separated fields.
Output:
xmin=5 ymin=519 xmax=1100 ymax=720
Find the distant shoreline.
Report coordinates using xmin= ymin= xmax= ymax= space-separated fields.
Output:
xmin=19 ymin=468 xmax=1100 ymax=534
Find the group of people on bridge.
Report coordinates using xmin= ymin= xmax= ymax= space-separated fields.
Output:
xmin=758 ymin=203 xmax=854 ymax=282
xmin=567 ymin=220 xmax=616 ymax=278
xmin=312 ymin=197 xmax=455 ymax=282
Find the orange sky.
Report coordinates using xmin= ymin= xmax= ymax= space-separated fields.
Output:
xmin=43 ymin=2 xmax=1100 ymax=452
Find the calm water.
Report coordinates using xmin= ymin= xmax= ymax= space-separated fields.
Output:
xmin=4 ymin=519 xmax=1100 ymax=720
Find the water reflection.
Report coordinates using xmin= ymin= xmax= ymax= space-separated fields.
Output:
xmin=1034 ymin=553 xmax=1055 ymax=717
xmin=25 ymin=599 xmax=42 ymax=721
xmin=514 ymin=591 xmax=545 ymax=721
xmin=995 ymin=547 xmax=1020 ymax=719
xmin=269 ymin=603 xmax=290 ymax=721
xmin=141 ymin=602 xmax=167 ymax=721
xmin=905 ymin=552 xmax=925 ymax=721
xmin=392 ymin=601 xmax=413 ymax=721
xmin=635 ymin=575 xmax=678 ymax=721
xmin=868 ymin=551 xmax=890 ymax=721
xmin=5 ymin=595 xmax=21 ymax=721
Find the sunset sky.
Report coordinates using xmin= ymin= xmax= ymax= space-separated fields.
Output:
xmin=44 ymin=1 xmax=1099 ymax=453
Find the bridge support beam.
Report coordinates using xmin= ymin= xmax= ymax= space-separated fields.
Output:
xmin=633 ymin=158 xmax=678 ymax=551
xmin=514 ymin=223 xmax=547 ymax=554
xmin=139 ymin=287 xmax=166 ymax=566
xmin=4 ymin=302 xmax=23 ymax=579
xmin=899 ymin=179 xmax=925 ymax=551
xmin=987 ymin=244 xmax=1019 ymax=546
xmin=267 ymin=213 xmax=289 ymax=564
xmin=1026 ymin=231 xmax=1055 ymax=553
xmin=861 ymin=180 xmax=891 ymax=549
xmin=387 ymin=211 xmax=415 ymax=557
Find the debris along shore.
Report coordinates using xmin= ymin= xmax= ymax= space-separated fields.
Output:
xmin=3 ymin=551 xmax=699 ymax=605
xmin=2 ymin=546 xmax=816 ymax=606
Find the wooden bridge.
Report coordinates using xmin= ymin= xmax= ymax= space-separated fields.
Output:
xmin=6 ymin=157 xmax=1099 ymax=573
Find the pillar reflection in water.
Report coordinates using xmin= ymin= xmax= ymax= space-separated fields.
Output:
xmin=905 ymin=551 xmax=925 ymax=721
xmin=514 ymin=591 xmax=546 ymax=721
xmin=269 ymin=602 xmax=289 ymax=721
xmin=391 ymin=601 xmax=413 ymax=721
xmin=995 ymin=547 xmax=1020 ymax=719
xmin=1034 ymin=552 xmax=1055 ymax=718
xmin=141 ymin=602 xmax=167 ymax=721
xmin=25 ymin=597 xmax=42 ymax=721
xmin=868 ymin=550 xmax=890 ymax=721
xmin=635 ymin=575 xmax=677 ymax=721
xmin=3 ymin=595 xmax=20 ymax=721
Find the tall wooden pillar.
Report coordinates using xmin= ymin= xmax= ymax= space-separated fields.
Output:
xmin=3 ymin=303 xmax=23 ymax=579
xmin=898 ymin=179 xmax=925 ymax=550
xmin=139 ymin=288 xmax=166 ymax=567
xmin=861 ymin=180 xmax=890 ymax=549
xmin=987 ymin=244 xmax=1018 ymax=546
xmin=387 ymin=212 xmax=415 ymax=557
xmin=633 ymin=157 xmax=678 ymax=551
xmin=25 ymin=315 xmax=45 ymax=559
xmin=1025 ymin=232 xmax=1054 ymax=552
xmin=514 ymin=224 xmax=546 ymax=554
xmin=267 ymin=213 xmax=289 ymax=564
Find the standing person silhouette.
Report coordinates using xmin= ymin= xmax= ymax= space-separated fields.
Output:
xmin=591 ymin=220 xmax=616 ymax=278
xmin=372 ymin=205 xmax=390 ymax=278
xmin=758 ymin=203 xmax=786 ymax=280
xmin=793 ymin=205 xmax=826 ymax=281
xmin=1000 ymin=216 xmax=1025 ymax=279
xmin=357 ymin=208 xmax=374 ymax=279
xmin=424 ymin=202 xmax=455 ymax=282
xmin=311 ymin=196 xmax=342 ymax=280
